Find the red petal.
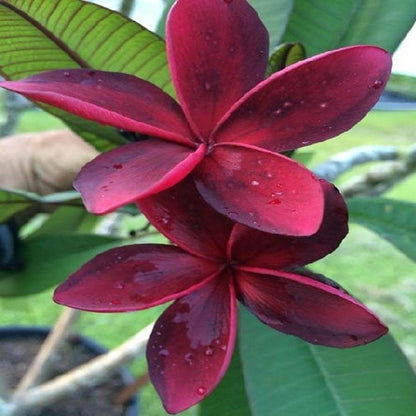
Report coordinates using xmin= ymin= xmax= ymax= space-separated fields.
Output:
xmin=230 ymin=180 xmax=348 ymax=268
xmin=147 ymin=273 xmax=236 ymax=414
xmin=194 ymin=144 xmax=324 ymax=236
xmin=167 ymin=0 xmax=268 ymax=138
xmin=236 ymin=268 xmax=387 ymax=347
xmin=214 ymin=46 xmax=392 ymax=151
xmin=74 ymin=140 xmax=205 ymax=214
xmin=53 ymin=244 xmax=220 ymax=312
xmin=138 ymin=177 xmax=233 ymax=261
xmin=1 ymin=69 xmax=193 ymax=145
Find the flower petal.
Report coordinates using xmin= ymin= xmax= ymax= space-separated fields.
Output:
xmin=194 ymin=143 xmax=324 ymax=236
xmin=74 ymin=140 xmax=206 ymax=214
xmin=236 ymin=268 xmax=387 ymax=347
xmin=167 ymin=0 xmax=268 ymax=138
xmin=53 ymin=244 xmax=220 ymax=312
xmin=214 ymin=46 xmax=392 ymax=151
xmin=138 ymin=177 xmax=234 ymax=261
xmin=1 ymin=69 xmax=193 ymax=145
xmin=147 ymin=273 xmax=237 ymax=414
xmin=230 ymin=180 xmax=348 ymax=268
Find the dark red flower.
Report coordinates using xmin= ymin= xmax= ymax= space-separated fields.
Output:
xmin=54 ymin=179 xmax=387 ymax=414
xmin=0 ymin=0 xmax=391 ymax=236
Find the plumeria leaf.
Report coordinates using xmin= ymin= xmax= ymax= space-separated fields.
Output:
xmin=283 ymin=0 xmax=416 ymax=55
xmin=239 ymin=308 xmax=416 ymax=416
xmin=267 ymin=42 xmax=306 ymax=76
xmin=348 ymin=197 xmax=416 ymax=262
xmin=199 ymin=343 xmax=251 ymax=416
xmin=0 ymin=188 xmax=82 ymax=222
xmin=0 ymin=0 xmax=172 ymax=151
xmin=0 ymin=233 xmax=121 ymax=296
xmin=147 ymin=275 xmax=237 ymax=414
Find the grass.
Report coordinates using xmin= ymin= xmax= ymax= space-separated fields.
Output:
xmin=1 ymin=107 xmax=416 ymax=415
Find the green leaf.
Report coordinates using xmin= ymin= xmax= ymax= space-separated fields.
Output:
xmin=0 ymin=233 xmax=121 ymax=296
xmin=0 ymin=0 xmax=173 ymax=151
xmin=32 ymin=206 xmax=99 ymax=236
xmin=239 ymin=308 xmax=416 ymax=416
xmin=0 ymin=188 xmax=83 ymax=222
xmin=348 ymin=197 xmax=416 ymax=262
xmin=199 ymin=341 xmax=251 ymax=416
xmin=283 ymin=0 xmax=416 ymax=56
xmin=267 ymin=42 xmax=306 ymax=76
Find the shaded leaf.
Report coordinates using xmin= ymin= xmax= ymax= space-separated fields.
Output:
xmin=239 ymin=308 xmax=416 ymax=416
xmin=283 ymin=0 xmax=416 ymax=56
xmin=267 ymin=42 xmax=306 ymax=76
xmin=0 ymin=0 xmax=173 ymax=151
xmin=348 ymin=197 xmax=416 ymax=262
xmin=0 ymin=233 xmax=121 ymax=296
xmin=0 ymin=188 xmax=82 ymax=222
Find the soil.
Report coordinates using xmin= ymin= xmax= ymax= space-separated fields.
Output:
xmin=0 ymin=329 xmax=137 ymax=416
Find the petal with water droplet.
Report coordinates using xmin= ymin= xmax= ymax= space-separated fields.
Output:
xmin=194 ymin=143 xmax=324 ymax=236
xmin=147 ymin=273 xmax=236 ymax=413
xmin=138 ymin=177 xmax=233 ymax=261
xmin=75 ymin=140 xmax=206 ymax=214
xmin=167 ymin=0 xmax=268 ymax=137
xmin=235 ymin=268 xmax=387 ymax=347
xmin=53 ymin=244 xmax=220 ymax=312
xmin=230 ymin=180 xmax=348 ymax=268
xmin=214 ymin=46 xmax=392 ymax=151
xmin=0 ymin=69 xmax=193 ymax=145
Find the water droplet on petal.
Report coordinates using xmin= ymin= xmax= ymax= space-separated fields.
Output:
xmin=159 ymin=349 xmax=169 ymax=357
xmin=197 ymin=387 xmax=206 ymax=395
xmin=273 ymin=108 xmax=282 ymax=116
xmin=319 ymin=102 xmax=328 ymax=108
xmin=155 ymin=331 xmax=162 ymax=336
xmin=204 ymin=347 xmax=214 ymax=356
xmin=301 ymin=140 xmax=310 ymax=145
xmin=63 ymin=71 xmax=70 ymax=77
xmin=250 ymin=180 xmax=260 ymax=186
xmin=248 ymin=212 xmax=255 ymax=217
xmin=283 ymin=101 xmax=292 ymax=108
xmin=184 ymin=352 xmax=194 ymax=365
xmin=369 ymin=80 xmax=383 ymax=89
xmin=220 ymin=345 xmax=227 ymax=351
xmin=204 ymin=81 xmax=212 ymax=91
xmin=114 ymin=282 xmax=125 ymax=289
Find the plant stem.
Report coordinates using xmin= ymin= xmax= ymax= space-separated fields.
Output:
xmin=7 ymin=323 xmax=153 ymax=415
xmin=13 ymin=307 xmax=81 ymax=395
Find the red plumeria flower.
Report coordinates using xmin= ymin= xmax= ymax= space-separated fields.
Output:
xmin=54 ymin=179 xmax=387 ymax=414
xmin=0 ymin=0 xmax=391 ymax=236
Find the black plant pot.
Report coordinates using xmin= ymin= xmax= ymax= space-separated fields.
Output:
xmin=0 ymin=326 xmax=139 ymax=416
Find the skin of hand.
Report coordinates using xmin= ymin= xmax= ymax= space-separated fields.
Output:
xmin=0 ymin=129 xmax=99 ymax=195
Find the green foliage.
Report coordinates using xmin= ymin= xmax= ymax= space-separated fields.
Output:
xmin=283 ymin=0 xmax=416 ymax=56
xmin=0 ymin=0 xmax=173 ymax=151
xmin=0 ymin=188 xmax=82 ymax=222
xmin=348 ymin=197 xmax=416 ymax=262
xmin=0 ymin=233 xmax=121 ymax=296
xmin=199 ymin=343 xmax=251 ymax=416
xmin=267 ymin=42 xmax=306 ymax=76
xmin=238 ymin=309 xmax=416 ymax=416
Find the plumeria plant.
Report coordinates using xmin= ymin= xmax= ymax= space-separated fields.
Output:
xmin=1 ymin=0 xmax=416 ymax=415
